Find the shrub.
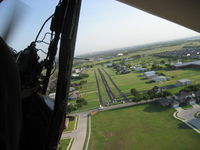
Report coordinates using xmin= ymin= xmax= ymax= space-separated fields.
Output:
xmin=75 ymin=98 xmax=88 ymax=108
xmin=157 ymin=72 xmax=165 ymax=76
xmin=67 ymin=104 xmax=77 ymax=113
xmin=130 ymin=88 xmax=139 ymax=96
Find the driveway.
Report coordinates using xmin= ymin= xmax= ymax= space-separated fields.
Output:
xmin=176 ymin=104 xmax=200 ymax=130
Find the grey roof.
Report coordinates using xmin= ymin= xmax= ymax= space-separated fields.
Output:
xmin=174 ymin=60 xmax=200 ymax=67
xmin=177 ymin=79 xmax=191 ymax=82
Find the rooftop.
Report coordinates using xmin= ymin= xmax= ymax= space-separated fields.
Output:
xmin=174 ymin=60 xmax=200 ymax=67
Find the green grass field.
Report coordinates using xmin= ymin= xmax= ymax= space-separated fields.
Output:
xmin=71 ymin=69 xmax=100 ymax=112
xmin=104 ymin=67 xmax=200 ymax=94
xmin=70 ymin=66 xmax=200 ymax=112
xmin=63 ymin=116 xmax=77 ymax=133
xmin=59 ymin=138 xmax=71 ymax=150
xmin=88 ymin=103 xmax=200 ymax=150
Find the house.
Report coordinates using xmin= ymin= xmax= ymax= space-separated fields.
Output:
xmin=176 ymin=79 xmax=192 ymax=86
xmin=144 ymin=71 xmax=156 ymax=78
xmin=152 ymin=76 xmax=167 ymax=82
xmin=105 ymin=63 xmax=113 ymax=68
xmin=173 ymin=60 xmax=200 ymax=69
xmin=96 ymin=58 xmax=104 ymax=61
xmin=72 ymin=73 xmax=80 ymax=77
xmin=134 ymin=67 xmax=147 ymax=72
xmin=152 ymin=86 xmax=164 ymax=93
xmin=69 ymin=87 xmax=76 ymax=92
xmin=74 ymin=68 xmax=81 ymax=73
xmin=120 ymin=69 xmax=131 ymax=74
xmin=69 ymin=91 xmax=80 ymax=100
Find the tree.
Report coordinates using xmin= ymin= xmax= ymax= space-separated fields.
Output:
xmin=165 ymin=64 xmax=172 ymax=69
xmin=162 ymin=91 xmax=172 ymax=97
xmin=147 ymin=90 xmax=157 ymax=99
xmin=66 ymin=104 xmax=77 ymax=113
xmin=157 ymin=72 xmax=165 ymax=76
xmin=180 ymin=84 xmax=200 ymax=93
xmin=151 ymin=64 xmax=161 ymax=70
xmin=142 ymin=93 xmax=150 ymax=100
xmin=76 ymin=98 xmax=87 ymax=108
xmin=130 ymin=88 xmax=139 ymax=96
xmin=160 ymin=60 xmax=165 ymax=64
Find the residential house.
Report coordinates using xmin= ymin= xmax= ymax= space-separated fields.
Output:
xmin=144 ymin=71 xmax=156 ymax=78
xmin=176 ymin=79 xmax=192 ymax=86
xmin=69 ymin=87 xmax=76 ymax=92
xmin=69 ymin=91 xmax=80 ymax=100
xmin=152 ymin=76 xmax=167 ymax=82
xmin=134 ymin=67 xmax=147 ymax=72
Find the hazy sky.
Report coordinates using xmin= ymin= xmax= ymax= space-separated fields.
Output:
xmin=1 ymin=0 xmax=199 ymax=56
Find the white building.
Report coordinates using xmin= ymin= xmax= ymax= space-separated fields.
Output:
xmin=176 ymin=79 xmax=192 ymax=86
xmin=144 ymin=71 xmax=156 ymax=78
xmin=117 ymin=53 xmax=124 ymax=56
xmin=152 ymin=76 xmax=167 ymax=82
xmin=75 ymin=69 xmax=81 ymax=73
xmin=69 ymin=87 xmax=76 ymax=92
xmin=134 ymin=67 xmax=147 ymax=72
xmin=105 ymin=63 xmax=113 ymax=67
xmin=72 ymin=73 xmax=80 ymax=77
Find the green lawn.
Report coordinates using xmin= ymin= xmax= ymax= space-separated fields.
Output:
xmin=63 ymin=116 xmax=77 ymax=133
xmin=71 ymin=69 xmax=100 ymax=111
xmin=104 ymin=67 xmax=200 ymax=94
xmin=70 ymin=66 xmax=200 ymax=112
xmin=71 ymin=67 xmax=200 ymax=112
xmin=181 ymin=105 xmax=193 ymax=110
xmin=59 ymin=138 xmax=71 ymax=150
xmin=89 ymin=103 xmax=200 ymax=150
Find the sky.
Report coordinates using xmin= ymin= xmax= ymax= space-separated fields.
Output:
xmin=0 ymin=0 xmax=199 ymax=56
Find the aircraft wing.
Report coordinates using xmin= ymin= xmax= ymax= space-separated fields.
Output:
xmin=117 ymin=0 xmax=200 ymax=32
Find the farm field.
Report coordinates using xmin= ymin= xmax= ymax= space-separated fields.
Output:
xmin=88 ymin=103 xmax=200 ymax=150
xmin=71 ymin=69 xmax=99 ymax=112
xmin=104 ymin=67 xmax=200 ymax=94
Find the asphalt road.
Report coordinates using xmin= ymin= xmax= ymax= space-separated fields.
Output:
xmin=61 ymin=112 xmax=88 ymax=150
